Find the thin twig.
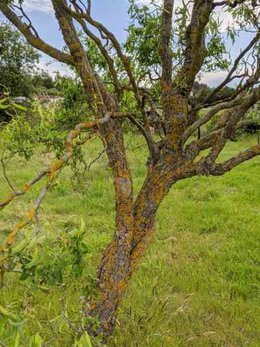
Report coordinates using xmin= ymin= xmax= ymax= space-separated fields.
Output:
xmin=87 ymin=147 xmax=107 ymax=171
xmin=1 ymin=158 xmax=16 ymax=191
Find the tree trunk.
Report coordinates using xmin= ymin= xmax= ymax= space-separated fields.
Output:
xmin=86 ymin=157 xmax=196 ymax=339
xmin=85 ymin=117 xmax=133 ymax=334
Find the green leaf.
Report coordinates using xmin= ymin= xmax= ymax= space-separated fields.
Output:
xmin=11 ymin=103 xmax=27 ymax=111
xmin=0 ymin=305 xmax=17 ymax=320
xmin=74 ymin=332 xmax=93 ymax=347
xmin=0 ymin=97 xmax=9 ymax=104
xmin=0 ymin=104 xmax=9 ymax=110
xmin=29 ymin=333 xmax=43 ymax=347
xmin=13 ymin=332 xmax=20 ymax=347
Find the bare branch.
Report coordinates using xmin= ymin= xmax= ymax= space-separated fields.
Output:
xmin=160 ymin=0 xmax=174 ymax=91
xmin=211 ymin=144 xmax=260 ymax=175
xmin=87 ymin=147 xmax=107 ymax=171
xmin=1 ymin=158 xmax=15 ymax=191
xmin=69 ymin=10 xmax=121 ymax=96
xmin=183 ymin=97 xmax=243 ymax=143
xmin=202 ymin=32 xmax=260 ymax=104
xmin=213 ymin=0 xmax=247 ymax=8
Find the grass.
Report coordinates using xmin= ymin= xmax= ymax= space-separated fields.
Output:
xmin=0 ymin=133 xmax=260 ymax=346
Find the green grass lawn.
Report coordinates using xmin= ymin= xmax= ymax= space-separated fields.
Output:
xmin=0 ymin=134 xmax=260 ymax=346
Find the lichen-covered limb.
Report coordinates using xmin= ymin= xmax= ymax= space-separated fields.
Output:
xmin=0 ymin=169 xmax=47 ymax=211
xmin=198 ymin=87 xmax=260 ymax=167
xmin=84 ymin=119 xmax=134 ymax=335
xmin=0 ymin=112 xmax=129 ymax=212
xmin=130 ymin=160 xmax=198 ymax=270
xmin=172 ymin=0 xmax=214 ymax=95
xmin=5 ymin=172 xmax=57 ymax=248
xmin=0 ymin=111 xmax=129 ymax=285
xmin=66 ymin=6 xmax=121 ymax=96
xmin=211 ymin=145 xmax=260 ymax=175
xmin=63 ymin=1 xmax=157 ymax=160
xmin=161 ymin=0 xmax=214 ymax=149
xmin=160 ymin=0 xmax=174 ymax=91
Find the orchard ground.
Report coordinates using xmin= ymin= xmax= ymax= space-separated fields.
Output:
xmin=0 ymin=133 xmax=259 ymax=346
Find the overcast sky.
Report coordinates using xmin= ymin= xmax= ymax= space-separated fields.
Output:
xmin=0 ymin=0 xmax=254 ymax=86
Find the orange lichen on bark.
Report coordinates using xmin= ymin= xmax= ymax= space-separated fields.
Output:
xmin=27 ymin=207 xmax=36 ymax=221
xmin=48 ymin=159 xmax=64 ymax=178
xmin=22 ymin=183 xmax=31 ymax=193
xmin=117 ymin=280 xmax=127 ymax=291
xmin=6 ymin=208 xmax=35 ymax=247
xmin=6 ymin=222 xmax=25 ymax=246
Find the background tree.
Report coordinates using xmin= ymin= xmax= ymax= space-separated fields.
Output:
xmin=0 ymin=0 xmax=259 ymax=342
xmin=0 ymin=23 xmax=39 ymax=97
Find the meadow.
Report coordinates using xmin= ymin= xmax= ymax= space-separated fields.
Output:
xmin=0 ymin=133 xmax=259 ymax=346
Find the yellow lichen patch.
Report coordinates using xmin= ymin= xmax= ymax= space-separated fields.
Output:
xmin=70 ymin=129 xmax=80 ymax=139
xmin=6 ymin=222 xmax=25 ymax=246
xmin=49 ymin=159 xmax=64 ymax=177
xmin=28 ymin=208 xmax=36 ymax=221
xmin=117 ymin=280 xmax=127 ymax=292
xmin=22 ymin=183 xmax=31 ymax=193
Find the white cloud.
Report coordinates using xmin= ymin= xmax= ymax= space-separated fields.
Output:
xmin=15 ymin=0 xmax=53 ymax=13
xmin=200 ymin=70 xmax=242 ymax=87
xmin=38 ymin=57 xmax=73 ymax=77
xmin=136 ymin=0 xmax=162 ymax=6
xmin=200 ymin=71 xmax=228 ymax=86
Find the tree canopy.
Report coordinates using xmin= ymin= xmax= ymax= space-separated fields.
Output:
xmin=0 ymin=22 xmax=39 ymax=96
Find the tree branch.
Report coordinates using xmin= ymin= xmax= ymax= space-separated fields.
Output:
xmin=0 ymin=112 xmax=130 ymax=212
xmin=211 ymin=144 xmax=260 ymax=175
xmin=183 ymin=97 xmax=243 ymax=143
xmin=173 ymin=0 xmax=214 ymax=95
xmin=160 ymin=0 xmax=174 ymax=92
xmin=69 ymin=7 xmax=121 ymax=96
xmin=195 ymin=87 xmax=260 ymax=171
xmin=202 ymin=32 xmax=260 ymax=104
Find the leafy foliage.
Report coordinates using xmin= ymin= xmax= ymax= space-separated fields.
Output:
xmin=0 ymin=23 xmax=39 ymax=97
xmin=8 ymin=218 xmax=89 ymax=286
xmin=0 ymin=85 xmax=28 ymax=126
